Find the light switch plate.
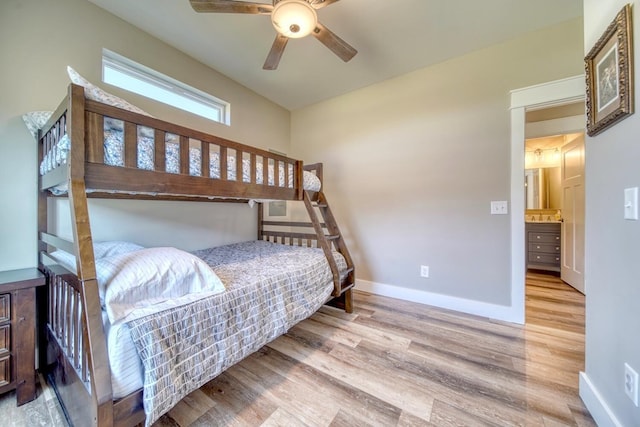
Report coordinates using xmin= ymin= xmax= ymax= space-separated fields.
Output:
xmin=624 ymin=187 xmax=638 ymax=220
xmin=491 ymin=201 xmax=508 ymax=215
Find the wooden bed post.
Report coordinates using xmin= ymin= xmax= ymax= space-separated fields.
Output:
xmin=67 ymin=84 xmax=114 ymax=426
xmin=257 ymin=202 xmax=264 ymax=241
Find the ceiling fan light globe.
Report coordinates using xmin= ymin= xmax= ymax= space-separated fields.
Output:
xmin=271 ymin=0 xmax=318 ymax=39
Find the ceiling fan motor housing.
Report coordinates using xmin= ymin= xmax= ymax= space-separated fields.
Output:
xmin=271 ymin=0 xmax=318 ymax=38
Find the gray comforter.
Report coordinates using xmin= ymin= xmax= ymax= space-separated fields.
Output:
xmin=126 ymin=240 xmax=347 ymax=426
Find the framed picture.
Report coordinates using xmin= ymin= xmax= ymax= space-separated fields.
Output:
xmin=585 ymin=3 xmax=634 ymax=137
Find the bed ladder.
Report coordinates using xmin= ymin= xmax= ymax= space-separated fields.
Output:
xmin=303 ymin=189 xmax=356 ymax=312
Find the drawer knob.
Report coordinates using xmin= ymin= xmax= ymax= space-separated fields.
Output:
xmin=536 ymin=236 xmax=541 ymax=239
xmin=536 ymin=245 xmax=541 ymax=249
xmin=536 ymin=256 xmax=541 ymax=259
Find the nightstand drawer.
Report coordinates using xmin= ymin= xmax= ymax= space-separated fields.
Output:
xmin=0 ymin=354 xmax=9 ymax=387
xmin=0 ymin=294 xmax=9 ymax=323
xmin=0 ymin=324 xmax=9 ymax=354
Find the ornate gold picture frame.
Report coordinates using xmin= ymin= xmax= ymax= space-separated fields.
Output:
xmin=585 ymin=4 xmax=634 ymax=137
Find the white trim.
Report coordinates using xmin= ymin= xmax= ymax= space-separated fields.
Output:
xmin=525 ymin=114 xmax=585 ymax=139
xmin=579 ymin=372 xmax=624 ymax=427
xmin=356 ymin=279 xmax=520 ymax=323
xmin=510 ymin=75 xmax=585 ymax=110
xmin=510 ymin=106 xmax=527 ymax=325
xmin=509 ymin=75 xmax=585 ymax=327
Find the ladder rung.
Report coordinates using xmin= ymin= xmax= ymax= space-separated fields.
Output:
xmin=340 ymin=281 xmax=355 ymax=293
xmin=326 ymin=235 xmax=340 ymax=240
xmin=313 ymin=203 xmax=328 ymax=208
xmin=262 ymin=221 xmax=326 ymax=228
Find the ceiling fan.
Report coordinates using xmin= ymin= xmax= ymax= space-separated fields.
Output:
xmin=189 ymin=0 xmax=357 ymax=70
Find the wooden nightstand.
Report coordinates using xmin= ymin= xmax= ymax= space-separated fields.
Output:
xmin=0 ymin=268 xmax=46 ymax=406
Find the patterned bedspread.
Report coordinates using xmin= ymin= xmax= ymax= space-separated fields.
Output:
xmin=126 ymin=240 xmax=347 ymax=426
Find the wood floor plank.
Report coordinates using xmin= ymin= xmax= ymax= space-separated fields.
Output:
xmin=252 ymin=346 xmax=402 ymax=426
xmin=267 ymin=334 xmax=435 ymax=422
xmin=429 ymin=398 xmax=501 ymax=427
xmin=260 ymin=407 xmax=308 ymax=427
xmin=163 ymin=389 xmax=216 ymax=426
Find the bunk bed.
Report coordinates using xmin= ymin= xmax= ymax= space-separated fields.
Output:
xmin=35 ymin=84 xmax=355 ymax=427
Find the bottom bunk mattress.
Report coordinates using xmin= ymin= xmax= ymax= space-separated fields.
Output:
xmin=106 ymin=240 xmax=347 ymax=425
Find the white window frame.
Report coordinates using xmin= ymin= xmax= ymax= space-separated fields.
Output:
xmin=102 ymin=49 xmax=230 ymax=125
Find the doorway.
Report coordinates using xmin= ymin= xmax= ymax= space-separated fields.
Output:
xmin=524 ymin=105 xmax=586 ymax=293
xmin=508 ymin=75 xmax=585 ymax=325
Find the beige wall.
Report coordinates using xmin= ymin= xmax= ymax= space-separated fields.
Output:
xmin=291 ymin=18 xmax=584 ymax=307
xmin=0 ymin=0 xmax=290 ymax=269
xmin=581 ymin=1 xmax=640 ymax=426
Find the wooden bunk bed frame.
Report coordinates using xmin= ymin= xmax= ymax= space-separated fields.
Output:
xmin=36 ymin=84 xmax=355 ymax=427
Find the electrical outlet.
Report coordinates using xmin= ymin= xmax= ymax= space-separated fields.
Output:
xmin=625 ymin=363 xmax=639 ymax=406
xmin=420 ymin=265 xmax=429 ymax=278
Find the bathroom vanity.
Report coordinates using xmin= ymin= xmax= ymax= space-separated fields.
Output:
xmin=526 ymin=222 xmax=561 ymax=272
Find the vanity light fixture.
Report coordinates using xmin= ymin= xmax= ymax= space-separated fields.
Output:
xmin=534 ymin=148 xmax=543 ymax=160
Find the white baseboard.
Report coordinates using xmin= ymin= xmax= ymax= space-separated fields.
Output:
xmin=579 ymin=372 xmax=623 ymax=427
xmin=355 ymin=279 xmax=522 ymax=323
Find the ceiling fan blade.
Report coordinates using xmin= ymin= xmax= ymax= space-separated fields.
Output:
xmin=309 ymin=0 xmax=340 ymax=9
xmin=312 ymin=22 xmax=357 ymax=62
xmin=263 ymin=34 xmax=289 ymax=70
xmin=189 ymin=0 xmax=273 ymax=14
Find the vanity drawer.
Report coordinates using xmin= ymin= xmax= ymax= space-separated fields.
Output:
xmin=528 ymin=252 xmax=561 ymax=264
xmin=528 ymin=232 xmax=561 ymax=244
xmin=528 ymin=242 xmax=561 ymax=254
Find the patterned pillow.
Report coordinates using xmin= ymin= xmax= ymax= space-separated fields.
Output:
xmin=22 ymin=111 xmax=53 ymax=139
xmin=67 ymin=66 xmax=152 ymax=117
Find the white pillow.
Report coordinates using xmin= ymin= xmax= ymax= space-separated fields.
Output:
xmin=93 ymin=241 xmax=144 ymax=259
xmin=48 ymin=241 xmax=144 ymax=272
xmin=98 ymin=247 xmax=225 ymax=323
xmin=49 ymin=249 xmax=77 ymax=273
xmin=67 ymin=66 xmax=152 ymax=117
xmin=22 ymin=111 xmax=53 ymax=139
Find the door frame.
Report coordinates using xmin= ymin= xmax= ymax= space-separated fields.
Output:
xmin=508 ymin=75 xmax=584 ymax=324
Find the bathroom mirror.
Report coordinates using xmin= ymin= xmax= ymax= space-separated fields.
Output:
xmin=525 ymin=167 xmax=561 ymax=209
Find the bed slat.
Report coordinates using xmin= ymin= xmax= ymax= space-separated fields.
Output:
xmin=201 ymin=141 xmax=210 ymax=178
xmin=124 ymin=122 xmax=137 ymax=169
xmin=155 ymin=130 xmax=166 ymax=172
xmin=236 ymin=149 xmax=243 ymax=182
xmin=86 ymin=113 xmax=104 ymax=163
xmin=220 ymin=146 xmax=227 ymax=181
xmin=179 ymin=136 xmax=189 ymax=175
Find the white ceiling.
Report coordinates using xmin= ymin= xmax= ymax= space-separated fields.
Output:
xmin=87 ymin=0 xmax=583 ymax=110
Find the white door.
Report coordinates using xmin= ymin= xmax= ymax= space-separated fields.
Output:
xmin=560 ymin=134 xmax=585 ymax=293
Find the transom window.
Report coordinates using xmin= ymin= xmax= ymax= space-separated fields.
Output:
xmin=102 ymin=49 xmax=230 ymax=125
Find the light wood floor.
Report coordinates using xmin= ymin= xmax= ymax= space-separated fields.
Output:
xmin=0 ymin=272 xmax=594 ymax=426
